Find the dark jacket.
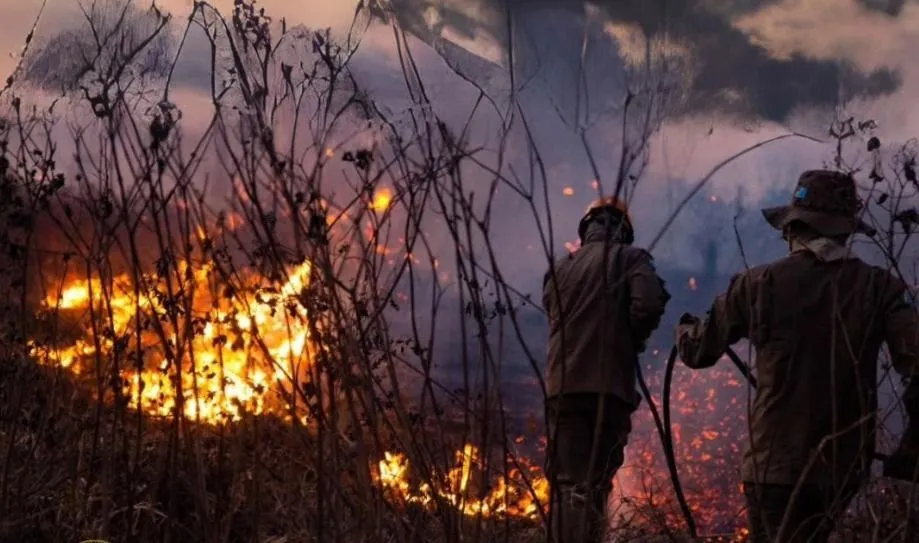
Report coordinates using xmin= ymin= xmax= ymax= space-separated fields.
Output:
xmin=543 ymin=223 xmax=670 ymax=406
xmin=677 ymin=242 xmax=919 ymax=487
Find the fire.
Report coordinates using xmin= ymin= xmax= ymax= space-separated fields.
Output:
xmin=370 ymin=187 xmax=393 ymax=211
xmin=27 ymin=247 xmax=754 ymax=534
xmin=32 ymin=260 xmax=316 ymax=424
xmin=563 ymin=186 xmax=575 ymax=196
xmin=375 ymin=443 xmax=550 ymax=519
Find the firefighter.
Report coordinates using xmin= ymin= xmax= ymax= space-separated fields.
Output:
xmin=543 ymin=196 xmax=670 ymax=542
xmin=675 ymin=170 xmax=919 ymax=542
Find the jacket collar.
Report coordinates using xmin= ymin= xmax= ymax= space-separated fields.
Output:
xmin=790 ymin=236 xmax=854 ymax=262
xmin=582 ymin=220 xmax=630 ymax=245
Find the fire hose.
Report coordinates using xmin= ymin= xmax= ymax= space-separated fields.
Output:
xmin=637 ymin=344 xmax=913 ymax=540
xmin=634 ymin=345 xmax=708 ymax=539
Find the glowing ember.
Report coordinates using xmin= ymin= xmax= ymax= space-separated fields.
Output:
xmin=370 ymin=187 xmax=393 ymax=211
xmin=565 ymin=239 xmax=582 ymax=253
xmin=31 ymin=260 xmax=316 ymax=424
xmin=610 ymin=356 xmax=752 ymax=537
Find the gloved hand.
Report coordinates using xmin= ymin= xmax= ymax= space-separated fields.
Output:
xmin=676 ymin=313 xmax=700 ymax=340
xmin=678 ymin=312 xmax=700 ymax=326
xmin=674 ymin=313 xmax=701 ymax=365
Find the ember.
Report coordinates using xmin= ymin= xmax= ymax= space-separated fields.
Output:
xmin=370 ymin=187 xmax=394 ymax=211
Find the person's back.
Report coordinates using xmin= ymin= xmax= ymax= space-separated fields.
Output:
xmin=543 ymin=196 xmax=669 ymax=543
xmin=544 ymin=239 xmax=666 ymax=407
xmin=676 ymin=170 xmax=919 ymax=542
xmin=729 ymin=250 xmax=904 ymax=487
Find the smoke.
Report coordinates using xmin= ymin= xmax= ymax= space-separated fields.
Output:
xmin=9 ymin=1 xmax=917 ymax=277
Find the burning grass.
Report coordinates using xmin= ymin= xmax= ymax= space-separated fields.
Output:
xmin=12 ymin=319 xmax=917 ymax=542
xmin=23 ymin=252 xmax=556 ymax=531
xmin=31 ymin=259 xmax=315 ymax=424
xmin=10 ymin=233 xmax=917 ymax=541
xmin=374 ymin=444 xmax=549 ymax=520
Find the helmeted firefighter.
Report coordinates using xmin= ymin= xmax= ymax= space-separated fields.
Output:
xmin=675 ymin=170 xmax=919 ymax=542
xmin=543 ymin=195 xmax=670 ymax=542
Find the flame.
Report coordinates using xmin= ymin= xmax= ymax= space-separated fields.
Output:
xmin=563 ymin=186 xmax=575 ymax=196
xmin=375 ymin=443 xmax=550 ymax=519
xmin=33 ymin=260 xmax=316 ymax=424
xmin=370 ymin=187 xmax=393 ymax=212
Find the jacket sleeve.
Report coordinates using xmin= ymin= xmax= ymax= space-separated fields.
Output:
xmin=883 ymin=278 xmax=919 ymax=378
xmin=677 ymin=272 xmax=751 ymax=369
xmin=625 ymin=249 xmax=670 ymax=348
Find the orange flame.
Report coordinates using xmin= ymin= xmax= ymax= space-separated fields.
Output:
xmin=375 ymin=443 xmax=550 ymax=519
xmin=32 ymin=261 xmax=316 ymax=424
xmin=370 ymin=187 xmax=393 ymax=212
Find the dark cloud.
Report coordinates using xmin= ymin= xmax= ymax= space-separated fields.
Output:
xmin=857 ymin=0 xmax=908 ymax=17
xmin=379 ymin=0 xmax=903 ymax=123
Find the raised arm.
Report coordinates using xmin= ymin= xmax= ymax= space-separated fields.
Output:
xmin=676 ymin=272 xmax=751 ymax=369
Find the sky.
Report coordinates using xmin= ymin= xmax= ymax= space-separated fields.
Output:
xmin=2 ymin=0 xmax=919 ymax=302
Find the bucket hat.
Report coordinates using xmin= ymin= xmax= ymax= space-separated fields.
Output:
xmin=761 ymin=169 xmax=875 ymax=237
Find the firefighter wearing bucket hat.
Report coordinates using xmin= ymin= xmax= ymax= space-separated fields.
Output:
xmin=543 ymin=194 xmax=670 ymax=543
xmin=674 ymin=170 xmax=919 ymax=542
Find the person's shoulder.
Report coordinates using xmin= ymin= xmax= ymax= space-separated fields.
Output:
xmin=747 ymin=252 xmax=818 ymax=280
xmin=861 ymin=262 xmax=912 ymax=295
xmin=544 ymin=249 xmax=578 ymax=276
xmin=619 ymin=244 xmax=655 ymax=267
xmin=862 ymin=260 xmax=905 ymax=279
xmin=729 ymin=262 xmax=771 ymax=284
xmin=715 ymin=263 xmax=772 ymax=297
